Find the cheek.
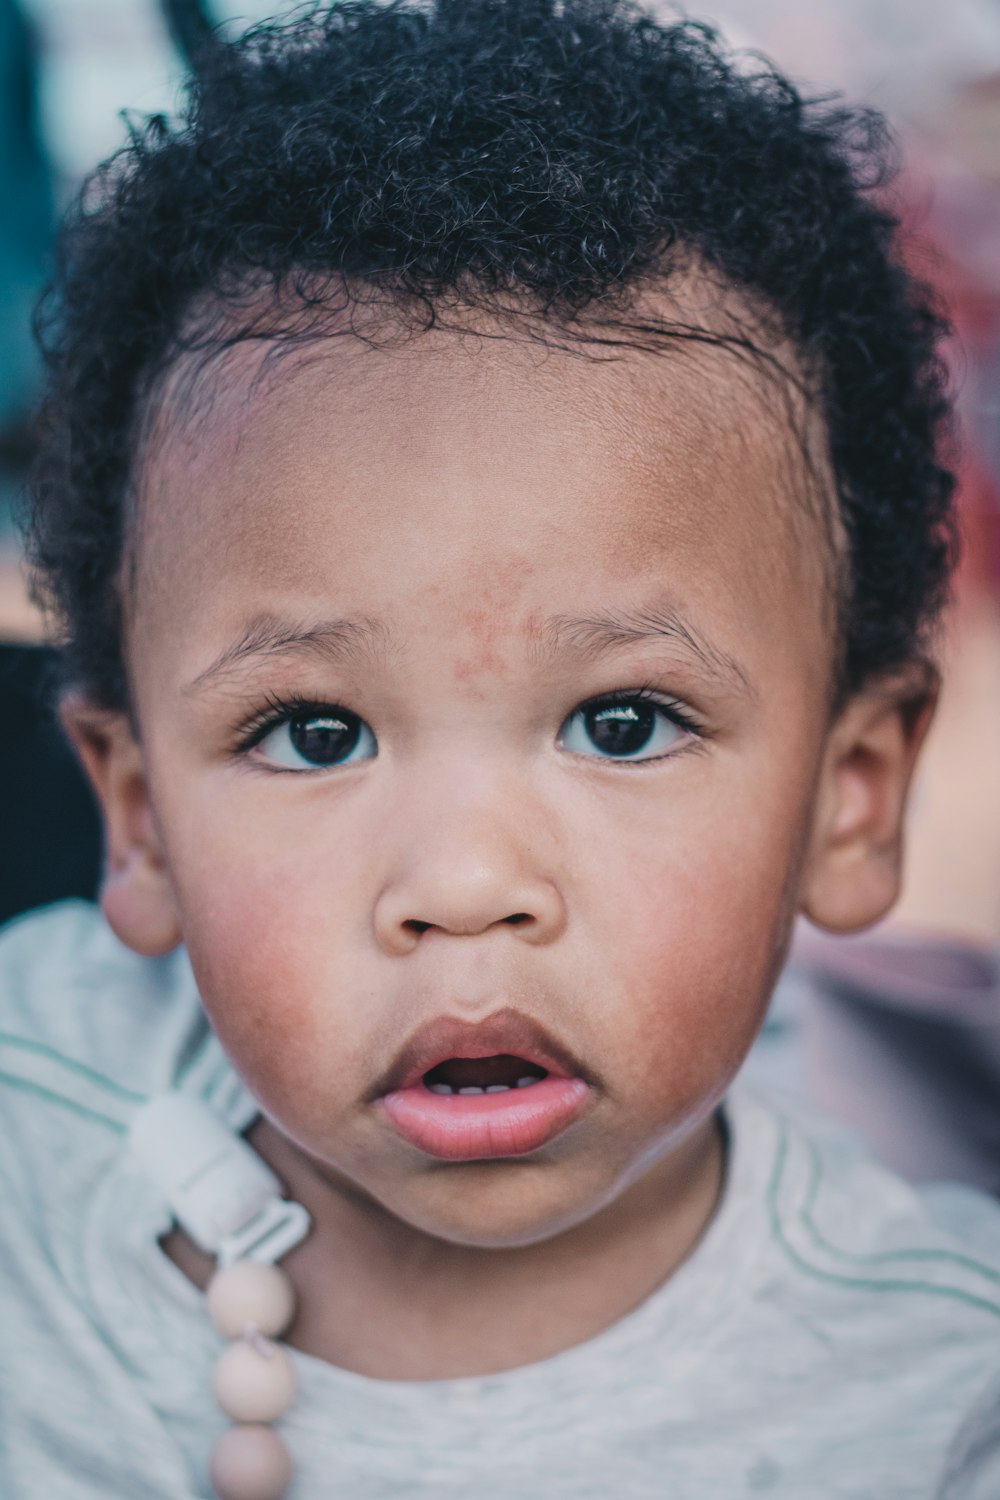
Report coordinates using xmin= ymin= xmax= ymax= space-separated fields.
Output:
xmin=163 ymin=806 xmax=373 ymax=1128
xmin=585 ymin=777 xmax=805 ymax=1111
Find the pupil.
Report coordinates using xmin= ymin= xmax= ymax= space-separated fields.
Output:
xmin=586 ymin=701 xmax=654 ymax=756
xmin=289 ymin=712 xmax=360 ymax=765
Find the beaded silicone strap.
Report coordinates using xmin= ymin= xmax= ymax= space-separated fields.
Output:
xmin=207 ymin=1258 xmax=300 ymax=1500
xmin=129 ymin=1094 xmax=312 ymax=1500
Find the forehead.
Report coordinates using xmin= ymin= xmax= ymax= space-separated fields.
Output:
xmin=129 ymin=308 xmax=835 ymax=693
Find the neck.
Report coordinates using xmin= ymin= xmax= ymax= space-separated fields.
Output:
xmin=162 ymin=1112 xmax=725 ymax=1381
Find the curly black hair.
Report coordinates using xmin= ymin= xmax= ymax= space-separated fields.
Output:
xmin=22 ymin=0 xmax=956 ymax=710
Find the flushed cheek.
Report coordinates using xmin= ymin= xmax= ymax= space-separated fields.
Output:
xmin=589 ymin=836 xmax=797 ymax=1116
xmin=168 ymin=841 xmax=373 ymax=1137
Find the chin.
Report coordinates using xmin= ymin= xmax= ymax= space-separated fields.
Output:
xmin=382 ymin=1161 xmax=613 ymax=1250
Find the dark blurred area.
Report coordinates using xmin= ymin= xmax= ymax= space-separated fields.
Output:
xmin=0 ymin=644 xmax=101 ymax=923
xmin=0 ymin=0 xmax=50 ymax=472
xmin=0 ymin=0 xmax=221 ymax=923
xmin=0 ymin=0 xmax=96 ymax=923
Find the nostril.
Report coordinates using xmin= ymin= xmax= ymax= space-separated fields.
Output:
xmin=402 ymin=915 xmax=531 ymax=935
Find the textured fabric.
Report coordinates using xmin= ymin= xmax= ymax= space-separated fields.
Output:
xmin=937 ymin=1373 xmax=1000 ymax=1500
xmin=1 ymin=900 xmax=999 ymax=1500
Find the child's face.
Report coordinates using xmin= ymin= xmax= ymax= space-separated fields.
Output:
xmin=80 ymin=309 xmax=921 ymax=1248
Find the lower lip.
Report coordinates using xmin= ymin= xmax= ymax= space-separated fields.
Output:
xmin=378 ymin=1077 xmax=590 ymax=1161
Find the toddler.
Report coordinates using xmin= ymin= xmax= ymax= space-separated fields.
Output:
xmin=2 ymin=2 xmax=999 ymax=1496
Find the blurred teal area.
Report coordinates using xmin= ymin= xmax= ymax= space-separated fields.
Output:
xmin=0 ymin=0 xmax=280 ymax=537
xmin=0 ymin=0 xmax=51 ymax=517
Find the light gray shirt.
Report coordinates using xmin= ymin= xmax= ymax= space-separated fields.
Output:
xmin=1 ymin=900 xmax=999 ymax=1499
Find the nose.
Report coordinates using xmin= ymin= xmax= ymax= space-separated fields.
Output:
xmin=372 ymin=794 xmax=567 ymax=955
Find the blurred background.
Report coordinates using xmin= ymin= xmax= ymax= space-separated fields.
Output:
xmin=0 ymin=0 xmax=998 ymax=1187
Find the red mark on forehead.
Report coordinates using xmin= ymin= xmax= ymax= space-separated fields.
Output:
xmin=521 ymin=606 xmax=544 ymax=640
xmin=452 ymin=610 xmax=510 ymax=685
xmin=436 ymin=555 xmax=538 ymax=687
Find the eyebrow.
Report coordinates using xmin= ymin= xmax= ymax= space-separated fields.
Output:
xmin=185 ymin=599 xmax=753 ymax=699
xmin=184 ymin=613 xmax=395 ymax=695
xmin=536 ymin=603 xmax=754 ymax=696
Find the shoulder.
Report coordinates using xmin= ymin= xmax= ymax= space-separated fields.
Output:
xmin=0 ymin=898 xmax=209 ymax=1108
xmin=730 ymin=1088 xmax=1000 ymax=1326
xmin=0 ymin=911 xmax=214 ymax=1496
xmin=724 ymin=1088 xmax=1000 ymax=1466
xmin=0 ymin=900 xmax=218 ymax=1222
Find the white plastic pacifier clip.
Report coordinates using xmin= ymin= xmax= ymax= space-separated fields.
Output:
xmin=130 ymin=1094 xmax=312 ymax=1500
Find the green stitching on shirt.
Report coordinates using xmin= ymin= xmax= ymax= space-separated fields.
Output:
xmin=0 ymin=1070 xmax=128 ymax=1133
xmin=767 ymin=1119 xmax=1000 ymax=1320
xmin=0 ymin=1032 xmax=147 ymax=1103
xmin=798 ymin=1134 xmax=1000 ymax=1286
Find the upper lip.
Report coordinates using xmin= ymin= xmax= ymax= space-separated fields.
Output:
xmin=375 ymin=1006 xmax=592 ymax=1096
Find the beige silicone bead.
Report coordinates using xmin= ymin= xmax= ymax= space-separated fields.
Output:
xmin=208 ymin=1262 xmax=297 ymax=1340
xmin=209 ymin=1423 xmax=293 ymax=1500
xmin=213 ymin=1337 xmax=297 ymax=1424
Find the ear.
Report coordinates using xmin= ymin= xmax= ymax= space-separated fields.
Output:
xmin=60 ymin=696 xmax=182 ymax=956
xmin=800 ymin=663 xmax=939 ymax=933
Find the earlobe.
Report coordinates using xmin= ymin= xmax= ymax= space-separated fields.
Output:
xmin=801 ymin=665 xmax=938 ymax=934
xmin=59 ymin=696 xmax=182 ymax=957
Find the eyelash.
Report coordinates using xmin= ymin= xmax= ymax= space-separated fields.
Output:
xmin=233 ymin=692 xmax=340 ymax=754
xmin=592 ymin=684 xmax=702 ymax=735
xmin=230 ymin=686 xmax=706 ymax=761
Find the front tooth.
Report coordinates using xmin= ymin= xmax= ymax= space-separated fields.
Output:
xmin=458 ymin=1086 xmax=485 ymax=1095
xmin=516 ymin=1076 xmax=539 ymax=1088
xmin=428 ymin=1083 xmax=454 ymax=1095
xmin=485 ymin=1084 xmax=511 ymax=1094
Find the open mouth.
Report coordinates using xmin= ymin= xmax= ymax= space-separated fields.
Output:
xmin=423 ymin=1054 xmax=548 ymax=1096
xmin=376 ymin=1010 xmax=592 ymax=1161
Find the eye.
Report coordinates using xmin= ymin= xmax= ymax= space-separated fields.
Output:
xmin=253 ymin=708 xmax=377 ymax=771
xmin=558 ymin=694 xmax=691 ymax=762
